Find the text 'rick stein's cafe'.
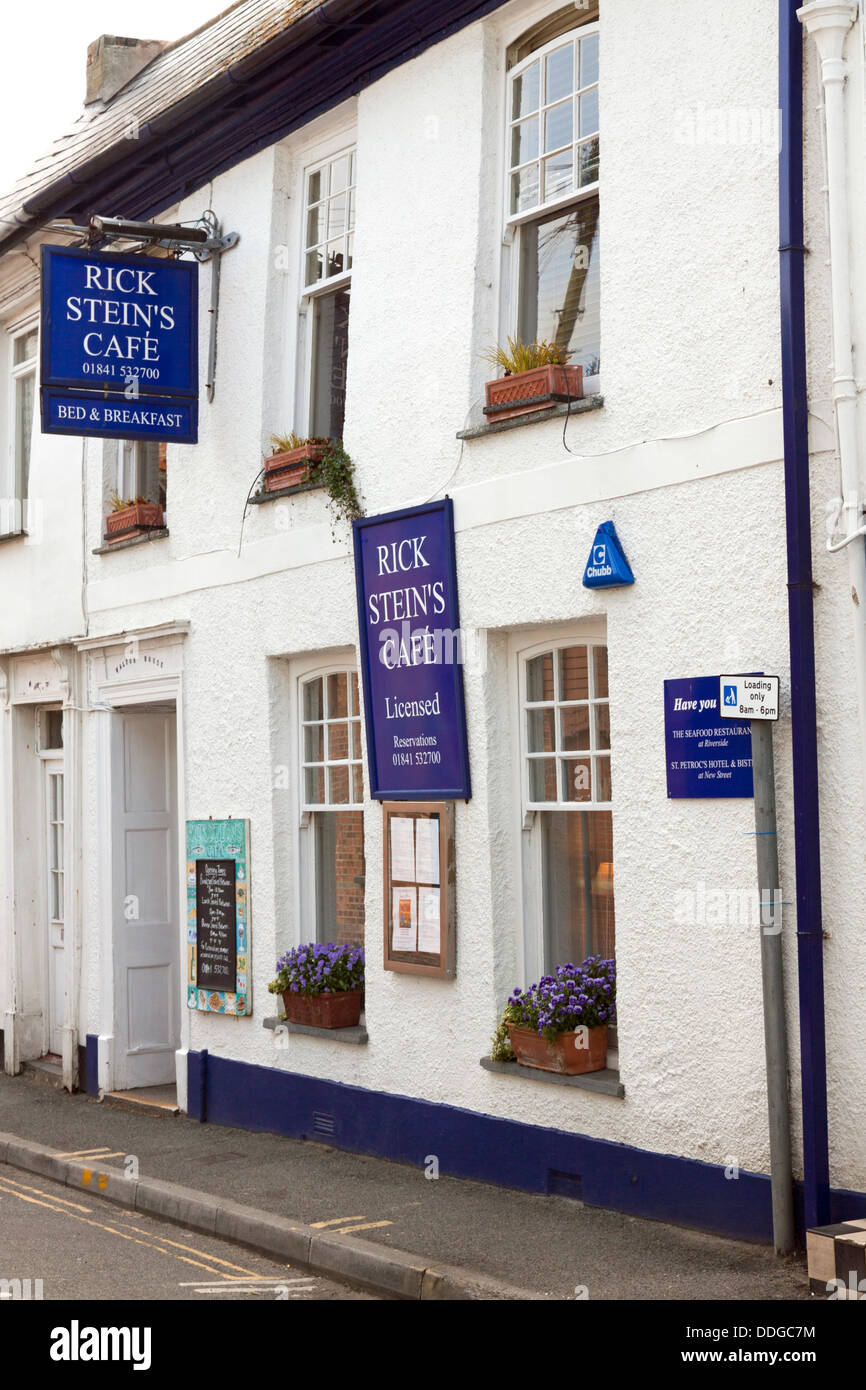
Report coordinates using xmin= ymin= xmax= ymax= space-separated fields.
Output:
xmin=2 ymin=0 xmax=866 ymax=1273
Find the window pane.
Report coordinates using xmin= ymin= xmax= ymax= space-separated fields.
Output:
xmin=542 ymin=151 xmax=574 ymax=202
xmin=561 ymin=757 xmax=592 ymax=802
xmin=306 ymin=248 xmax=325 ymax=284
xmin=595 ymin=756 xmax=612 ymax=803
xmin=578 ymin=137 xmax=600 ymax=187
xmin=518 ymin=198 xmax=600 ymax=377
xmin=15 ymin=370 xmax=34 ymax=495
xmin=305 ymin=765 xmax=325 ymax=804
xmin=580 ymin=88 xmax=599 ymax=139
xmin=311 ymin=286 xmax=350 ymax=439
xmin=526 ymin=651 xmax=554 ymax=702
xmin=52 ymin=872 xmax=63 ymax=921
xmin=540 ymin=809 xmax=615 ymax=967
xmin=307 ymin=168 xmax=324 ymax=205
xmin=330 ymin=154 xmax=351 ymax=193
xmin=350 ymin=672 xmax=360 ymax=715
xmin=327 ymin=193 xmax=348 ymax=241
xmin=346 ymin=189 xmax=355 ymax=234
xmin=325 ymin=238 xmax=346 ymax=278
xmin=594 ymin=703 xmax=610 ymax=750
xmin=346 ymin=233 xmax=354 ymax=272
xmin=304 ymin=723 xmax=324 ymax=763
xmin=14 ymin=328 xmax=38 ymax=365
xmin=579 ymin=32 xmax=599 ymax=89
xmin=314 ymin=810 xmax=365 ymax=947
xmin=510 ymin=115 xmax=539 ymax=169
xmin=559 ymin=647 xmax=589 ymax=701
xmin=328 ymin=720 xmax=350 ymax=762
xmin=351 ymin=721 xmax=362 ymax=759
xmin=545 ymin=45 xmax=574 ymax=105
xmin=327 ymin=672 xmax=348 ymax=718
xmin=44 ymin=710 xmax=63 ymax=751
xmin=544 ymin=100 xmax=573 ymax=153
xmin=328 ymin=764 xmax=350 ymax=804
xmin=527 ymin=707 xmax=555 ymax=753
xmin=352 ymin=764 xmax=364 ymax=803
xmin=593 ymin=645 xmax=609 ymax=699
xmin=510 ymin=165 xmax=540 ymax=215
xmin=560 ymin=705 xmax=590 ymax=751
xmin=529 ymin=757 xmax=557 ymax=802
xmin=512 ymin=61 xmax=540 ymax=118
xmin=306 ymin=203 xmax=324 ymax=250
xmin=304 ymin=679 xmax=324 ymax=721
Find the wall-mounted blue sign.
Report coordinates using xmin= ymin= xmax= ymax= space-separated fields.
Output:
xmin=40 ymin=244 xmax=198 ymax=442
xmin=664 ymin=675 xmax=753 ymax=798
xmin=583 ymin=520 xmax=634 ymax=589
xmin=353 ymin=499 xmax=471 ymax=800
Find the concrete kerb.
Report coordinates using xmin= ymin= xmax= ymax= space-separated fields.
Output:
xmin=0 ymin=1130 xmax=541 ymax=1300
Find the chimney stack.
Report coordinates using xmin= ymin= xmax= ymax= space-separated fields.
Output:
xmin=85 ymin=35 xmax=165 ymax=106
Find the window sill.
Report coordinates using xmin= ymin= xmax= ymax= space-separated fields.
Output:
xmin=457 ymin=393 xmax=603 ymax=441
xmin=0 ymin=530 xmax=26 ymax=545
xmin=92 ymin=528 xmax=169 ymax=555
xmin=479 ymin=1055 xmax=623 ymax=1097
xmin=249 ymin=478 xmax=326 ymax=504
xmin=263 ymin=1014 xmax=368 ymax=1045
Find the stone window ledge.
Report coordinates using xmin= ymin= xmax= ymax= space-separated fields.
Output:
xmin=457 ymin=394 xmax=604 ymax=441
xmin=93 ymin=528 xmax=169 ymax=555
xmin=479 ymin=1055 xmax=623 ymax=1097
xmin=249 ymin=478 xmax=326 ymax=504
xmin=263 ymin=1014 xmax=368 ymax=1045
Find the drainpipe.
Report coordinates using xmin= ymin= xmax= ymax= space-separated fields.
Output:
xmin=779 ymin=0 xmax=831 ymax=1231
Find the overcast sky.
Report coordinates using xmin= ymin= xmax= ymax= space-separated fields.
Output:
xmin=0 ymin=0 xmax=222 ymax=193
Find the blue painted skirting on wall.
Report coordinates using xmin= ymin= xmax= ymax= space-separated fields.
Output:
xmin=85 ymin=1034 xmax=99 ymax=1097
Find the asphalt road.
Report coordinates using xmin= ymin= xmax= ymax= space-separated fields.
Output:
xmin=0 ymin=1163 xmax=376 ymax=1301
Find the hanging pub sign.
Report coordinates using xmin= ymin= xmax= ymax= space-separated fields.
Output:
xmin=40 ymin=244 xmax=198 ymax=443
xmin=664 ymin=675 xmax=754 ymax=798
xmin=353 ymin=499 xmax=472 ymax=800
xmin=186 ymin=819 xmax=251 ymax=1015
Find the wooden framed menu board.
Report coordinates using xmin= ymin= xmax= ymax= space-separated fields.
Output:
xmin=383 ymin=801 xmax=455 ymax=977
xmin=186 ymin=818 xmax=251 ymax=1015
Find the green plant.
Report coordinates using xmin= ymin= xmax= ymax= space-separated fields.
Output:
xmin=482 ymin=336 xmax=573 ymax=376
xmin=269 ymin=432 xmax=329 ymax=455
xmin=492 ymin=957 xmax=616 ymax=1053
xmin=308 ymin=440 xmax=363 ymax=534
xmin=109 ymin=492 xmax=151 ymax=512
xmin=490 ymin=1017 xmax=516 ymax=1063
xmin=268 ymin=943 xmax=365 ymax=997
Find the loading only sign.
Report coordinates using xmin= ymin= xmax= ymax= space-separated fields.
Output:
xmin=718 ymin=675 xmax=780 ymax=722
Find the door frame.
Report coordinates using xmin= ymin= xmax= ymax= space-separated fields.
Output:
xmin=93 ymin=666 xmax=186 ymax=1098
xmin=40 ymin=750 xmax=66 ymax=1056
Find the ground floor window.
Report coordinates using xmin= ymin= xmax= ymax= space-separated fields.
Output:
xmin=519 ymin=636 xmax=615 ymax=976
xmin=299 ymin=667 xmax=365 ymax=946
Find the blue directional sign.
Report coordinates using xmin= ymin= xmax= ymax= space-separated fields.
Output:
xmin=353 ymin=499 xmax=471 ymax=800
xmin=582 ymin=521 xmax=634 ymax=589
xmin=40 ymin=244 xmax=198 ymax=442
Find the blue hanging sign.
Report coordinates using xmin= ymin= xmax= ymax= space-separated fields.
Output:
xmin=664 ymin=675 xmax=754 ymax=798
xmin=40 ymin=243 xmax=198 ymax=442
xmin=353 ymin=499 xmax=472 ymax=800
xmin=582 ymin=520 xmax=634 ymax=589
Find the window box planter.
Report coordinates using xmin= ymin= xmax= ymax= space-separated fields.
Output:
xmin=264 ymin=442 xmax=325 ymax=493
xmin=281 ymin=987 xmax=363 ymax=1030
xmin=506 ymin=1021 xmax=607 ymax=1075
xmin=104 ymin=502 xmax=165 ymax=543
xmin=484 ymin=364 xmax=583 ymax=422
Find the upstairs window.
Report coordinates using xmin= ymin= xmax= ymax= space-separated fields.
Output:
xmin=505 ymin=19 xmax=600 ymax=388
xmin=2 ymin=320 xmax=38 ymax=533
xmin=302 ymin=147 xmax=355 ymax=440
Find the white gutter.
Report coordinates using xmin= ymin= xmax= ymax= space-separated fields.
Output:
xmin=798 ymin=1 xmax=866 ymax=788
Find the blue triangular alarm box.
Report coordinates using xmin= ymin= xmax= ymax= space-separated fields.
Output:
xmin=582 ymin=521 xmax=634 ymax=589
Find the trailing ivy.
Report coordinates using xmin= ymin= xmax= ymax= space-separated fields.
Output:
xmin=309 ymin=440 xmax=363 ymax=535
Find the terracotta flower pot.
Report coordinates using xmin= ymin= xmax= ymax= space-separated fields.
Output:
xmin=264 ymin=442 xmax=325 ymax=493
xmin=104 ymin=502 xmax=165 ymax=543
xmin=281 ymin=987 xmax=363 ymax=1029
xmin=484 ymin=363 xmax=584 ymax=422
xmin=506 ymin=1021 xmax=607 ymax=1075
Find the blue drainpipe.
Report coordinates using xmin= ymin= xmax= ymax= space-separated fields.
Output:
xmin=778 ymin=0 xmax=830 ymax=1232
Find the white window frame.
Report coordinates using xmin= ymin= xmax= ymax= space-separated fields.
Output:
xmin=509 ymin=624 xmax=610 ymax=983
xmin=297 ymin=141 xmax=356 ymax=439
xmin=500 ymin=19 xmax=600 ymax=394
xmin=294 ymin=659 xmax=365 ymax=946
xmin=2 ymin=314 xmax=38 ymax=535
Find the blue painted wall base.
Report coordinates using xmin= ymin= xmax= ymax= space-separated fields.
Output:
xmin=184 ymin=1049 xmax=865 ymax=1244
xmin=85 ymin=1034 xmax=99 ymax=1097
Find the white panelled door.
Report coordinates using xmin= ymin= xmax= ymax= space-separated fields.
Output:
xmin=112 ymin=707 xmax=180 ymax=1089
xmin=44 ymin=760 xmax=66 ymax=1055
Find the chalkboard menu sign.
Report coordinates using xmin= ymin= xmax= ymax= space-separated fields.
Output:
xmin=196 ymin=860 xmax=237 ymax=992
xmin=186 ymin=820 xmax=251 ymax=1016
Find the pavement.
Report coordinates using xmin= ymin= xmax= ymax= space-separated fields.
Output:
xmin=0 ymin=1071 xmax=810 ymax=1301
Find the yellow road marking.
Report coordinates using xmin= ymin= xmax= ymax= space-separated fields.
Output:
xmin=0 ymin=1177 xmax=263 ymax=1282
xmin=332 ymin=1220 xmax=393 ymax=1235
xmin=53 ymin=1147 xmax=113 ymax=1159
xmin=0 ymin=1173 xmax=93 ymax=1212
xmin=310 ymin=1215 xmax=366 ymax=1228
